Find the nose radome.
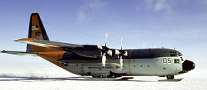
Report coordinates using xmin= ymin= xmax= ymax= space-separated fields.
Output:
xmin=182 ymin=60 xmax=195 ymax=71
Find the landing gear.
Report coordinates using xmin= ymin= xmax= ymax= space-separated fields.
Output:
xmin=166 ymin=75 xmax=174 ymax=79
xmin=158 ymin=75 xmax=182 ymax=82
xmin=91 ymin=75 xmax=133 ymax=81
xmin=91 ymin=72 xmax=124 ymax=78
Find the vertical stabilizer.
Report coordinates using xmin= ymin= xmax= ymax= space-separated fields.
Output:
xmin=26 ymin=12 xmax=50 ymax=52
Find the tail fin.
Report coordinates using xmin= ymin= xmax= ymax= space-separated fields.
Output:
xmin=26 ymin=12 xmax=50 ymax=52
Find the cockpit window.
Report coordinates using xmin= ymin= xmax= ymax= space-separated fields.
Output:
xmin=170 ymin=51 xmax=177 ymax=53
xmin=170 ymin=54 xmax=177 ymax=57
xmin=170 ymin=51 xmax=182 ymax=57
xmin=178 ymin=53 xmax=182 ymax=56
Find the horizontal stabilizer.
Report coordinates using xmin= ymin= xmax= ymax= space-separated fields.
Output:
xmin=1 ymin=50 xmax=38 ymax=56
xmin=15 ymin=38 xmax=83 ymax=50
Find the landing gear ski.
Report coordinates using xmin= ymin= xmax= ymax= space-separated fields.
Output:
xmin=158 ymin=75 xmax=183 ymax=82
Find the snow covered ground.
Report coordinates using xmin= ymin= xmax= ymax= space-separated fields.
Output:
xmin=0 ymin=68 xmax=206 ymax=90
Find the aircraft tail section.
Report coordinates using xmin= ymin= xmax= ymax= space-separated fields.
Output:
xmin=26 ymin=12 xmax=50 ymax=52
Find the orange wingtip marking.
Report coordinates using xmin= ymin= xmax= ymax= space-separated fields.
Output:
xmin=102 ymin=64 xmax=105 ymax=66
xmin=14 ymin=38 xmax=34 ymax=42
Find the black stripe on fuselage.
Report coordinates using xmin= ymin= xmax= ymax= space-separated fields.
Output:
xmin=128 ymin=48 xmax=181 ymax=59
xmin=59 ymin=45 xmax=182 ymax=63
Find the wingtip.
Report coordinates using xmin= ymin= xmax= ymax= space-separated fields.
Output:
xmin=14 ymin=38 xmax=34 ymax=42
xmin=1 ymin=50 xmax=8 ymax=54
xmin=1 ymin=50 xmax=6 ymax=53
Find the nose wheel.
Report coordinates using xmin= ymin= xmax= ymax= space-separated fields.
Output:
xmin=166 ymin=75 xmax=174 ymax=79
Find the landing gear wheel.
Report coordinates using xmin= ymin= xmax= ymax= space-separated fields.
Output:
xmin=166 ymin=75 xmax=174 ymax=79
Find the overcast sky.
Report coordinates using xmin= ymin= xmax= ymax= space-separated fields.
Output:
xmin=0 ymin=0 xmax=207 ymax=70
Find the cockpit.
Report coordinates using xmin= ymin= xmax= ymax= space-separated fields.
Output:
xmin=169 ymin=50 xmax=182 ymax=57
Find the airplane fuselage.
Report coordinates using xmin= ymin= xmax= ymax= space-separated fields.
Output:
xmin=60 ymin=47 xmax=194 ymax=78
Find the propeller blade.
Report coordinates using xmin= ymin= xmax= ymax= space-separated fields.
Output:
xmin=121 ymin=37 xmax=123 ymax=50
xmin=105 ymin=33 xmax=108 ymax=46
xmin=120 ymin=55 xmax=123 ymax=68
xmin=97 ymin=42 xmax=103 ymax=49
xmin=102 ymin=53 xmax=106 ymax=66
xmin=115 ymin=49 xmax=121 ymax=55
xmin=107 ymin=50 xmax=113 ymax=56
xmin=124 ymin=51 xmax=128 ymax=56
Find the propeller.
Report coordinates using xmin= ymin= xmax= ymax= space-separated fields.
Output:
xmin=115 ymin=37 xmax=128 ymax=68
xmin=97 ymin=34 xmax=128 ymax=68
xmin=97 ymin=33 xmax=112 ymax=67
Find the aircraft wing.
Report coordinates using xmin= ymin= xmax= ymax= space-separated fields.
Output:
xmin=1 ymin=50 xmax=38 ymax=56
xmin=15 ymin=38 xmax=84 ymax=50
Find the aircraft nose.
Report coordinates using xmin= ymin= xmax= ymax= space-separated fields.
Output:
xmin=182 ymin=60 xmax=195 ymax=71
